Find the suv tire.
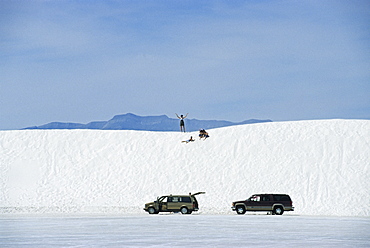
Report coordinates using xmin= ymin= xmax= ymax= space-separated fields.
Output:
xmin=273 ymin=206 xmax=284 ymax=215
xmin=180 ymin=207 xmax=189 ymax=214
xmin=236 ymin=205 xmax=246 ymax=215
xmin=148 ymin=207 xmax=158 ymax=214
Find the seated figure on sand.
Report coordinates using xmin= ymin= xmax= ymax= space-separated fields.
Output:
xmin=199 ymin=129 xmax=209 ymax=140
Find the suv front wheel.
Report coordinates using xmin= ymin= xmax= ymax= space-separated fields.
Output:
xmin=148 ymin=207 xmax=158 ymax=214
xmin=236 ymin=205 xmax=246 ymax=215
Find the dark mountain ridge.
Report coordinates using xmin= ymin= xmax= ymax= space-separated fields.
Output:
xmin=24 ymin=113 xmax=272 ymax=131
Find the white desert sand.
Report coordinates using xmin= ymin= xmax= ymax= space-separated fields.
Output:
xmin=1 ymin=119 xmax=369 ymax=216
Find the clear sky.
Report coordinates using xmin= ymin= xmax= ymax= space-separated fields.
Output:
xmin=1 ymin=0 xmax=369 ymax=130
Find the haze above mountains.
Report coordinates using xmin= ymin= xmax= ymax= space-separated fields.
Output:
xmin=24 ymin=113 xmax=272 ymax=131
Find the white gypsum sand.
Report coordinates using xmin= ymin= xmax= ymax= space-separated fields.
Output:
xmin=0 ymin=119 xmax=369 ymax=216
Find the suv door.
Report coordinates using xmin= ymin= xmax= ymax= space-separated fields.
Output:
xmin=260 ymin=194 xmax=273 ymax=211
xmin=191 ymin=192 xmax=205 ymax=196
xmin=167 ymin=196 xmax=182 ymax=211
xmin=158 ymin=196 xmax=168 ymax=211
xmin=247 ymin=195 xmax=263 ymax=210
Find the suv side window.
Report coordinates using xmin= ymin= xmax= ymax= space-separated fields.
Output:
xmin=181 ymin=197 xmax=191 ymax=203
xmin=250 ymin=195 xmax=261 ymax=201
xmin=273 ymin=195 xmax=291 ymax=201
xmin=262 ymin=195 xmax=271 ymax=201
xmin=280 ymin=196 xmax=290 ymax=201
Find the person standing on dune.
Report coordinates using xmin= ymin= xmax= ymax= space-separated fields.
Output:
xmin=176 ymin=113 xmax=188 ymax=132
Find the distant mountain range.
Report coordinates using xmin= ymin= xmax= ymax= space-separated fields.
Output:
xmin=23 ymin=113 xmax=272 ymax=131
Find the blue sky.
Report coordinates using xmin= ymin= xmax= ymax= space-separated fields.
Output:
xmin=1 ymin=0 xmax=369 ymax=129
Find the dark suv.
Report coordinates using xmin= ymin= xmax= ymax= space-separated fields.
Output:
xmin=231 ymin=194 xmax=294 ymax=215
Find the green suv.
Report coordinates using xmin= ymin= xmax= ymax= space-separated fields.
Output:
xmin=144 ymin=192 xmax=205 ymax=214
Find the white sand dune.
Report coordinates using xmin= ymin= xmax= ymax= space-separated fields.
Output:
xmin=1 ymin=119 xmax=369 ymax=216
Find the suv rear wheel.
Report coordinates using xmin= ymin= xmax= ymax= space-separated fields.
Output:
xmin=180 ymin=207 xmax=189 ymax=214
xmin=273 ymin=206 xmax=284 ymax=215
xmin=236 ymin=205 xmax=246 ymax=215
